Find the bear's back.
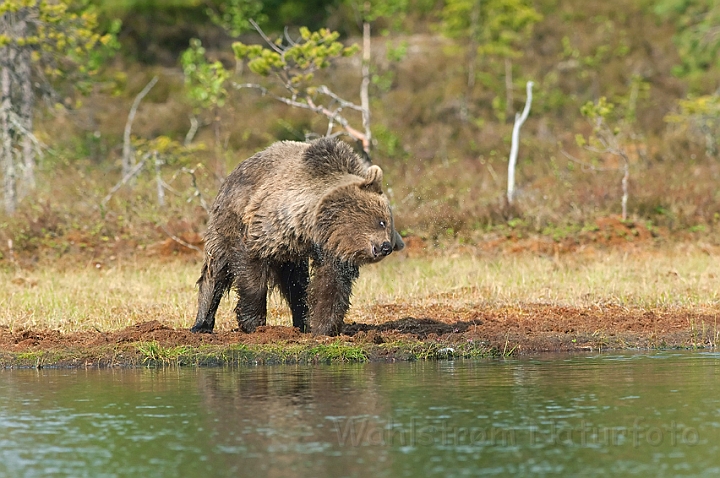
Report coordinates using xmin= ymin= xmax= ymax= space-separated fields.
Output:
xmin=300 ymin=137 xmax=369 ymax=178
xmin=230 ymin=138 xmax=368 ymax=187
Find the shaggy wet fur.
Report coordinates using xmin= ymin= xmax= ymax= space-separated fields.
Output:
xmin=191 ymin=138 xmax=403 ymax=336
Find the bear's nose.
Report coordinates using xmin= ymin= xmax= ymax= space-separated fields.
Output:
xmin=380 ymin=241 xmax=393 ymax=256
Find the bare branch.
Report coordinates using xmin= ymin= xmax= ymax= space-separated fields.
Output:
xmin=232 ymin=82 xmax=369 ymax=148
xmin=101 ymin=153 xmax=149 ymax=208
xmin=159 ymin=224 xmax=202 ymax=253
xmin=250 ymin=19 xmax=283 ymax=54
xmin=283 ymin=26 xmax=297 ymax=46
xmin=184 ymin=115 xmax=200 ymax=146
xmin=182 ymin=167 xmax=210 ymax=213
xmin=153 ymin=151 xmax=164 ymax=207
xmin=123 ymin=76 xmax=158 ymax=177
xmin=316 ymin=85 xmax=365 ymax=112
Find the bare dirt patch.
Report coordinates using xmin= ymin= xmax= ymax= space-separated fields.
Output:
xmin=1 ymin=303 xmax=716 ymax=367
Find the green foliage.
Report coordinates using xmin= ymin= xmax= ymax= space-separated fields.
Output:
xmin=578 ymin=97 xmax=625 ymax=151
xmin=438 ymin=0 xmax=541 ymax=120
xmin=655 ymin=0 xmax=720 ymax=81
xmin=354 ymin=0 xmax=409 ymax=24
xmin=441 ymin=0 xmax=542 ymax=59
xmin=234 ymin=27 xmax=357 ymax=82
xmin=1 ymin=0 xmax=119 ymax=94
xmin=253 ymin=0 xmax=340 ymax=32
xmin=205 ymin=0 xmax=264 ymax=37
xmin=580 ymin=96 xmax=615 ymax=123
xmin=181 ymin=38 xmax=230 ymax=111
xmin=561 ymin=24 xmax=630 ymax=75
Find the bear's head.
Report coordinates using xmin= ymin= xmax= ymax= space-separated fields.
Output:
xmin=315 ymin=165 xmax=403 ymax=265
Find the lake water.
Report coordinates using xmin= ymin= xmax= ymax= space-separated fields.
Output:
xmin=1 ymin=352 xmax=720 ymax=477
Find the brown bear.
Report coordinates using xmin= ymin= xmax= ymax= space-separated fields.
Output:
xmin=191 ymin=137 xmax=403 ymax=336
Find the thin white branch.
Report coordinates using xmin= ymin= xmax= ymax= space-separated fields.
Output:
xmin=184 ymin=115 xmax=200 ymax=146
xmin=122 ymin=76 xmax=158 ymax=176
xmin=250 ymin=19 xmax=283 ymax=54
xmin=153 ymin=151 xmax=164 ymax=207
xmin=507 ymin=81 xmax=533 ymax=204
xmin=621 ymin=160 xmax=629 ymax=221
xmin=232 ymin=81 xmax=369 ymax=147
xmin=317 ymin=85 xmax=365 ymax=112
xmin=283 ymin=26 xmax=297 ymax=46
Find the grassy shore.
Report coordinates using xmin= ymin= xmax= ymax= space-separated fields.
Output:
xmin=2 ymin=242 xmax=718 ymax=334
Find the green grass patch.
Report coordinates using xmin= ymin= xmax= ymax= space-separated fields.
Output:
xmin=1 ymin=339 xmax=495 ymax=368
xmin=307 ymin=341 xmax=368 ymax=363
xmin=135 ymin=341 xmax=193 ymax=365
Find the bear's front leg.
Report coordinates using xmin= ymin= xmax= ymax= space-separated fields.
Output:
xmin=233 ymin=257 xmax=269 ymax=333
xmin=276 ymin=260 xmax=310 ymax=332
xmin=308 ymin=257 xmax=359 ymax=336
xmin=192 ymin=258 xmax=233 ymax=333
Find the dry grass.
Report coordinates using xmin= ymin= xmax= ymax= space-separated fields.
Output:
xmin=1 ymin=244 xmax=718 ymax=333
xmin=353 ymin=245 xmax=720 ymax=308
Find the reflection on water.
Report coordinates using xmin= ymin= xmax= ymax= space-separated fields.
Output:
xmin=1 ymin=352 xmax=720 ymax=477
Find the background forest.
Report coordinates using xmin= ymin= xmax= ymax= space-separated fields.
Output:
xmin=1 ymin=0 xmax=720 ymax=265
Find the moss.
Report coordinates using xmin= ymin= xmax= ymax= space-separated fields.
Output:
xmin=0 ymin=339 xmax=494 ymax=369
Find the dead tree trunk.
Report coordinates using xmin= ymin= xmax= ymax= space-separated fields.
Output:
xmin=1 ymin=61 xmax=16 ymax=215
xmin=18 ymin=14 xmax=35 ymax=193
xmin=360 ymin=14 xmax=372 ymax=159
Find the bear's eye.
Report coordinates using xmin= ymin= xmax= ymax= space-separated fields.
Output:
xmin=379 ymin=220 xmax=386 ymax=229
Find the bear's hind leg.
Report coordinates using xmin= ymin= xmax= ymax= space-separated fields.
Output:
xmin=233 ymin=257 xmax=269 ymax=333
xmin=276 ymin=260 xmax=310 ymax=332
xmin=307 ymin=258 xmax=359 ymax=336
xmin=192 ymin=260 xmax=232 ymax=333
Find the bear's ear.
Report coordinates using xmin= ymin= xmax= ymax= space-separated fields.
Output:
xmin=360 ymin=165 xmax=384 ymax=194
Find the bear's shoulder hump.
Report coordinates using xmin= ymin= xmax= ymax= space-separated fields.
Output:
xmin=302 ymin=138 xmax=368 ymax=176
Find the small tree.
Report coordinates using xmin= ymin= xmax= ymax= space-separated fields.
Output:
xmin=574 ymin=97 xmax=633 ymax=221
xmin=232 ymin=25 xmax=367 ymax=156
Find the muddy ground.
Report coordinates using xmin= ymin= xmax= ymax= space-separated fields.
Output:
xmin=1 ymin=302 xmax=717 ymax=367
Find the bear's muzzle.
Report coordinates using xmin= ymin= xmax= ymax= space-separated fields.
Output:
xmin=372 ymin=241 xmax=393 ymax=258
